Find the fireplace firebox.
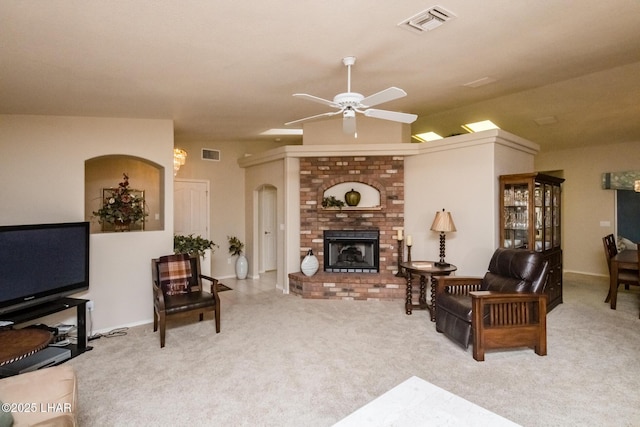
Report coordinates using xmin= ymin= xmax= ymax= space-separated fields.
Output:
xmin=323 ymin=230 xmax=379 ymax=273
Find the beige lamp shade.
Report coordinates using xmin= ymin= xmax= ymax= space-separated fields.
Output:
xmin=430 ymin=210 xmax=456 ymax=233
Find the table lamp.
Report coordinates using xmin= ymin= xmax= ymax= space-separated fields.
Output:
xmin=430 ymin=209 xmax=456 ymax=267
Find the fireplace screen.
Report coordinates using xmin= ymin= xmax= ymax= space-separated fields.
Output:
xmin=323 ymin=230 xmax=379 ymax=273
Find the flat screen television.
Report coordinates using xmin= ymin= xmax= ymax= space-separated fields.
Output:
xmin=0 ymin=221 xmax=90 ymax=317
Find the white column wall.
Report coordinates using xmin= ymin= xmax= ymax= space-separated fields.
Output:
xmin=404 ymin=134 xmax=535 ymax=275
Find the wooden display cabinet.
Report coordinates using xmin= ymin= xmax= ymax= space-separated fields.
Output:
xmin=499 ymin=173 xmax=565 ymax=310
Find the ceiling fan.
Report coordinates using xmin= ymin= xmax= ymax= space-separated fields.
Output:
xmin=285 ymin=56 xmax=418 ymax=135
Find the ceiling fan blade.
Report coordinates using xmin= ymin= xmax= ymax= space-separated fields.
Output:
xmin=360 ymin=87 xmax=407 ymax=107
xmin=285 ymin=111 xmax=341 ymax=126
xmin=364 ymin=108 xmax=418 ymax=124
xmin=293 ymin=93 xmax=339 ymax=108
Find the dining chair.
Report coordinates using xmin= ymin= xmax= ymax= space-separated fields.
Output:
xmin=637 ymin=246 xmax=640 ymax=319
xmin=602 ymin=234 xmax=639 ymax=303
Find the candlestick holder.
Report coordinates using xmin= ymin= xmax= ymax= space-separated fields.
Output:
xmin=395 ymin=239 xmax=405 ymax=277
xmin=407 ymin=245 xmax=412 ymax=263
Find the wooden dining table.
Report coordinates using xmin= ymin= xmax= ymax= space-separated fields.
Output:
xmin=609 ymin=249 xmax=638 ymax=309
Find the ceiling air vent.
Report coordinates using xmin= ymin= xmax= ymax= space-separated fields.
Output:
xmin=201 ymin=148 xmax=220 ymax=161
xmin=398 ymin=6 xmax=456 ymax=33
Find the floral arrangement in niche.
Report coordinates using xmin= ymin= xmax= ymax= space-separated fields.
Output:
xmin=93 ymin=173 xmax=147 ymax=227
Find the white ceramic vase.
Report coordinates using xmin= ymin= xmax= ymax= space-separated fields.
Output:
xmin=301 ymin=249 xmax=319 ymax=276
xmin=235 ymin=254 xmax=248 ymax=279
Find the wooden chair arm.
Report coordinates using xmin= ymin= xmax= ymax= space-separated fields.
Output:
xmin=470 ymin=290 xmax=548 ymax=303
xmin=470 ymin=290 xmax=548 ymax=361
xmin=470 ymin=291 xmax=547 ymax=327
xmin=152 ymin=281 xmax=166 ymax=311
xmin=198 ymin=274 xmax=221 ymax=299
xmin=435 ymin=276 xmax=483 ymax=298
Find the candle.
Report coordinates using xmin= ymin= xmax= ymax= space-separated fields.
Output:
xmin=397 ymin=228 xmax=403 ymax=241
xmin=406 ymin=235 xmax=412 ymax=247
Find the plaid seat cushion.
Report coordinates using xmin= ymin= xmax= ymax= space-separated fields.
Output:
xmin=158 ymin=254 xmax=192 ymax=295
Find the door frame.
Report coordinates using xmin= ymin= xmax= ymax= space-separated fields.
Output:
xmin=258 ymin=184 xmax=278 ymax=273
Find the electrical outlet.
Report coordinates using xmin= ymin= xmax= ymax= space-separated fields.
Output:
xmin=227 ymin=258 xmax=232 ymax=264
xmin=87 ymin=300 xmax=94 ymax=311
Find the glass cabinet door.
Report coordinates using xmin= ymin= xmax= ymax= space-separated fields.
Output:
xmin=552 ymin=185 xmax=561 ymax=248
xmin=534 ymin=183 xmax=543 ymax=251
xmin=503 ymin=183 xmax=529 ymax=249
xmin=543 ymin=183 xmax=552 ymax=252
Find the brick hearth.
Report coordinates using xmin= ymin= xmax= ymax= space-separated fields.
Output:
xmin=288 ymin=271 xmax=406 ymax=300
xmin=292 ymin=155 xmax=407 ymax=300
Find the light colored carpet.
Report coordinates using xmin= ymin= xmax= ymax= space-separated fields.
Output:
xmin=67 ymin=273 xmax=640 ymax=426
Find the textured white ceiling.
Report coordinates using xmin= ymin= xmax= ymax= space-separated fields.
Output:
xmin=2 ymin=1 xmax=640 ymax=152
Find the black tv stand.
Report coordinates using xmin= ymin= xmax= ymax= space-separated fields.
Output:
xmin=5 ymin=297 xmax=92 ymax=359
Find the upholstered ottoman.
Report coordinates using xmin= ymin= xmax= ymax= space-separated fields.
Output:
xmin=0 ymin=365 xmax=77 ymax=426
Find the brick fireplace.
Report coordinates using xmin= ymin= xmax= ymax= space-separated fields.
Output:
xmin=288 ymin=155 xmax=407 ymax=300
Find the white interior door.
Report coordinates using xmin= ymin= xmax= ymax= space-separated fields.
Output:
xmin=174 ymin=179 xmax=211 ymax=274
xmin=260 ymin=185 xmax=277 ymax=272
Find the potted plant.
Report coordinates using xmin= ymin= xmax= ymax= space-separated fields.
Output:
xmin=322 ymin=196 xmax=345 ymax=209
xmin=228 ymin=236 xmax=247 ymax=279
xmin=174 ymin=234 xmax=218 ymax=258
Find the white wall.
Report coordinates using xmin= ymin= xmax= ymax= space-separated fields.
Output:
xmin=535 ymin=140 xmax=640 ymax=276
xmin=0 ymin=114 xmax=174 ymax=332
xmin=405 ymin=131 xmax=536 ymax=275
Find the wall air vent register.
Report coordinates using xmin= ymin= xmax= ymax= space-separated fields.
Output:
xmin=398 ymin=5 xmax=456 ymax=33
xmin=201 ymin=148 xmax=221 ymax=161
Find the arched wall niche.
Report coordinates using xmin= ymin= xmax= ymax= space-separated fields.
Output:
xmin=321 ymin=180 xmax=383 ymax=208
xmin=85 ymin=155 xmax=164 ymax=233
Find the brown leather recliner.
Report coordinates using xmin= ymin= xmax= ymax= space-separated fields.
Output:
xmin=435 ymin=248 xmax=550 ymax=361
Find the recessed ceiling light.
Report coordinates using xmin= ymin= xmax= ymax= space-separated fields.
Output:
xmin=463 ymin=77 xmax=497 ymax=88
xmin=412 ymin=132 xmax=443 ymax=142
xmin=461 ymin=120 xmax=500 ymax=133
xmin=260 ymin=128 xmax=303 ymax=136
xmin=533 ymin=116 xmax=558 ymax=126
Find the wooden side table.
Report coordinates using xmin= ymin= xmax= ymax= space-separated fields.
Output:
xmin=0 ymin=329 xmax=52 ymax=367
xmin=400 ymin=261 xmax=457 ymax=320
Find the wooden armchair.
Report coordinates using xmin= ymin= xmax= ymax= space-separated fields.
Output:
xmin=435 ymin=248 xmax=549 ymax=361
xmin=151 ymin=254 xmax=221 ymax=348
